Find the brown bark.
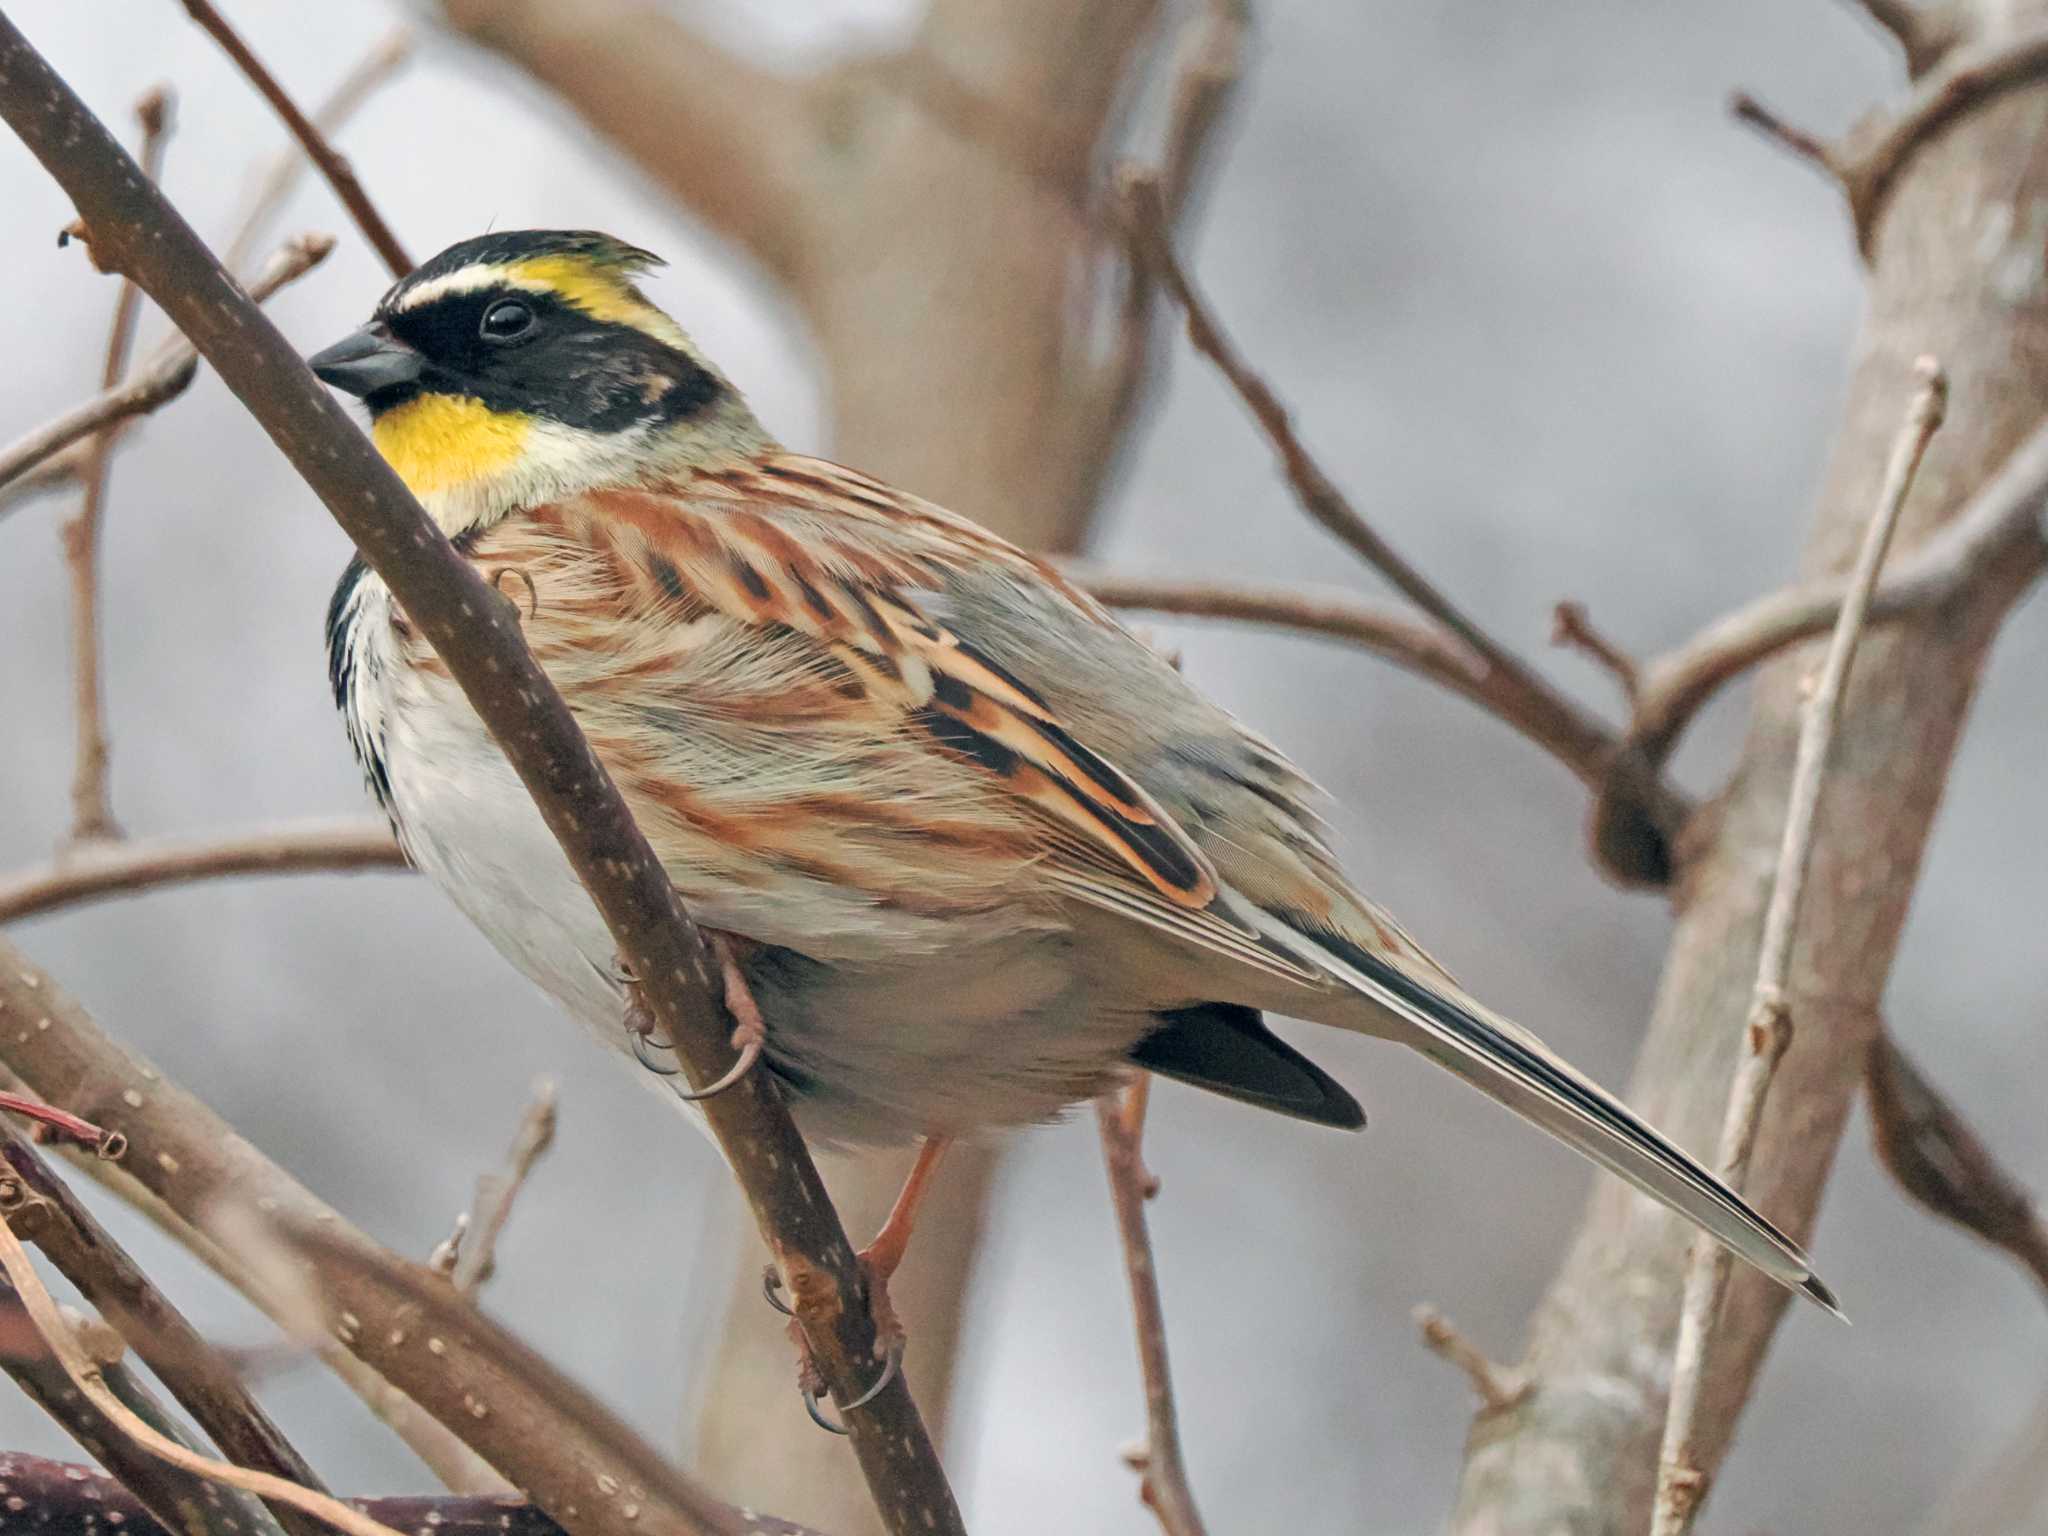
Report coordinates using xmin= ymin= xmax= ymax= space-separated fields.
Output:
xmin=433 ymin=5 xmax=1244 ymax=1526
xmin=1448 ymin=9 xmax=2048 ymax=1529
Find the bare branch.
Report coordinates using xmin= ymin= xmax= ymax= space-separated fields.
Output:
xmin=0 ymin=234 xmax=335 ymax=508
xmin=1867 ymin=1031 xmax=2048 ymax=1298
xmin=1413 ymin=1306 xmax=1530 ymax=1417
xmin=222 ymin=25 xmax=412 ymax=276
xmin=0 ymin=940 xmax=832 ymax=1535
xmin=0 ymin=1456 xmax=828 ymax=1536
xmin=446 ymin=1080 xmax=558 ymax=1295
xmin=0 ymin=31 xmax=960 ymax=1532
xmin=177 ymin=0 xmax=411 ymax=276
xmin=0 ymin=1090 xmax=123 ymax=1154
xmin=0 ymin=816 xmax=402 ymax=925
xmin=0 ymin=1126 xmax=332 ymax=1536
xmin=1096 ymin=1086 xmax=1209 ymax=1536
xmin=0 ymin=1205 xmax=409 ymax=1536
xmin=61 ymin=85 xmax=174 ymax=843
xmin=1652 ymin=359 xmax=1947 ymax=1536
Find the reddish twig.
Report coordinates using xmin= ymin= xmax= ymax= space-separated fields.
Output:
xmin=1652 ymin=359 xmax=1948 ymax=1536
xmin=177 ymin=0 xmax=411 ymax=276
xmin=0 ymin=816 xmax=402 ymax=924
xmin=0 ymin=1092 xmax=122 ymax=1156
xmin=60 ymin=85 xmax=173 ymax=843
xmin=1097 ymin=1085 xmax=1209 ymax=1536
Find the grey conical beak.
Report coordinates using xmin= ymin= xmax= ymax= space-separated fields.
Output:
xmin=309 ymin=325 xmax=423 ymax=398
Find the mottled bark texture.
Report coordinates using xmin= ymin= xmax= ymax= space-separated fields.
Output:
xmin=1448 ymin=9 xmax=2048 ymax=1530
xmin=434 ymin=5 xmax=1238 ymax=1528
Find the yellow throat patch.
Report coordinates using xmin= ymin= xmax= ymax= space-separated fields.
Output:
xmin=371 ymin=394 xmax=532 ymax=499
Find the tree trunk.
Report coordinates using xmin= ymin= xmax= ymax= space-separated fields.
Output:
xmin=1448 ymin=10 xmax=2048 ymax=1530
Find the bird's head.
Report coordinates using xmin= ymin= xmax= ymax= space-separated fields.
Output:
xmin=309 ymin=230 xmax=765 ymax=535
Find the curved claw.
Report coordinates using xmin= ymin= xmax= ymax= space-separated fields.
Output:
xmin=668 ymin=1030 xmax=763 ymax=1102
xmin=799 ymin=1341 xmax=902 ymax=1435
xmin=762 ymin=1264 xmax=795 ymax=1317
xmin=630 ymin=1027 xmax=682 ymax=1077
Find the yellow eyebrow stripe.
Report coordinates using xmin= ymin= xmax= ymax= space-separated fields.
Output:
xmin=505 ymin=257 xmax=690 ymax=347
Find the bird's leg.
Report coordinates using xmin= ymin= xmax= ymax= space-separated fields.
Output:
xmin=856 ymin=1134 xmax=952 ymax=1350
xmin=1119 ymin=1072 xmax=1162 ymax=1199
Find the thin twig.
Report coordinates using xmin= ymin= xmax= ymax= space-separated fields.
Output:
xmin=1866 ymin=1030 xmax=2048 ymax=1298
xmin=1550 ymin=600 xmax=1640 ymax=705
xmin=1413 ymin=1305 xmax=1530 ymax=1416
xmin=1096 ymin=1087 xmax=1209 ymax=1536
xmin=0 ymin=34 xmax=961 ymax=1532
xmin=61 ymin=85 xmax=173 ymax=843
xmin=1652 ymin=358 xmax=1948 ymax=1536
xmin=444 ymin=1080 xmax=557 ymax=1294
xmin=0 ymin=233 xmax=335 ymax=506
xmin=0 ymin=1206 xmax=409 ymax=1536
xmin=221 ymin=25 xmax=412 ymax=276
xmin=1729 ymin=91 xmax=1845 ymax=176
xmin=178 ymin=0 xmax=411 ymax=276
xmin=0 ymin=1126 xmax=332 ymax=1536
xmin=0 ymin=816 xmax=402 ymax=924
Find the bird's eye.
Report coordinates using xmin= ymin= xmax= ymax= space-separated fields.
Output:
xmin=479 ymin=299 xmax=535 ymax=343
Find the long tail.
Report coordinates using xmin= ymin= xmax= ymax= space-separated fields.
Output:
xmin=1259 ymin=915 xmax=1843 ymax=1317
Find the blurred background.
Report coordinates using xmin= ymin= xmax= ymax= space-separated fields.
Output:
xmin=1 ymin=2 xmax=2044 ymax=1532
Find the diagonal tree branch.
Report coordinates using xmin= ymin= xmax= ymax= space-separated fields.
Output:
xmin=178 ymin=0 xmax=411 ymax=275
xmin=0 ymin=22 xmax=959 ymax=1533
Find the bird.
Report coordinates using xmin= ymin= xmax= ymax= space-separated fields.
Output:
xmin=311 ymin=229 xmax=1840 ymax=1347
